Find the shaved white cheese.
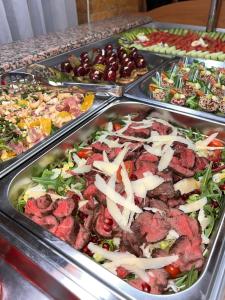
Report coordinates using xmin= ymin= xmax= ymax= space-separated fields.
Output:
xmin=158 ymin=145 xmax=174 ymax=171
xmin=78 ymin=200 xmax=88 ymax=209
xmin=112 ymin=237 xmax=121 ymax=248
xmin=72 ymin=152 xmax=82 ymax=165
xmin=88 ymin=243 xmax=135 ymax=261
xmin=113 ymin=145 xmax=129 ymax=166
xmin=89 ymin=243 xmax=178 ymax=270
xmin=69 ymin=185 xmax=84 ymax=200
xmin=144 ymin=144 xmax=162 ymax=156
xmin=198 ymin=208 xmax=210 ymax=244
xmin=174 ymin=178 xmax=200 ymax=195
xmin=167 ymin=280 xmax=179 ymax=293
xmin=102 ymin=151 xmax=109 ymax=162
xmin=179 ymin=197 xmax=207 ymax=213
xmin=24 ymin=184 xmax=46 ymax=201
xmin=140 ymin=244 xmax=152 ymax=258
xmin=50 ymin=168 xmax=61 ymax=179
xmin=107 ymin=121 xmax=113 ymax=132
xmin=149 ymin=135 xmax=195 ymax=149
xmin=93 ymin=161 xmax=118 ymax=176
xmin=143 ymin=207 xmax=164 ymax=215
xmin=95 ymin=175 xmax=142 ymax=213
xmin=132 ymin=172 xmax=164 ymax=198
xmin=195 ymin=133 xmax=218 ymax=150
xmin=70 ymin=165 xmax=92 ymax=174
xmin=165 ymin=230 xmax=179 ymax=240
xmin=107 ymin=198 xmax=131 ymax=232
xmin=121 ymin=165 xmax=134 ymax=227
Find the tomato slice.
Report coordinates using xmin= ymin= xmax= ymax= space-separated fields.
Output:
xmin=113 ymin=122 xmax=122 ymax=131
xmin=77 ymin=148 xmax=92 ymax=159
xmin=209 ymin=139 xmax=225 ymax=147
xmin=117 ymin=160 xmax=134 ymax=182
xmin=116 ymin=266 xmax=129 ymax=279
xmin=165 ymin=264 xmax=181 ymax=278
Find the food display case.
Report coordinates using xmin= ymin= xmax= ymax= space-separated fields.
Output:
xmin=1 ymin=21 xmax=225 ymax=299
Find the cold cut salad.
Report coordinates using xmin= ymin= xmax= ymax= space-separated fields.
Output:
xmin=149 ymin=59 xmax=225 ymax=113
xmin=17 ymin=113 xmax=225 ymax=295
xmin=0 ymin=83 xmax=94 ymax=162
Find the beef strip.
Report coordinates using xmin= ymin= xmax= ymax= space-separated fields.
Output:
xmin=134 ymin=163 xmax=158 ymax=178
xmin=92 ymin=142 xmax=109 ymax=153
xmin=169 ymin=157 xmax=195 ymax=177
xmin=131 ymin=212 xmax=170 ymax=243
xmin=120 ymin=231 xmax=144 ymax=257
xmin=53 ymin=198 xmax=77 ymax=218
xmin=143 ymin=198 xmax=169 ymax=213
xmin=86 ymin=153 xmax=103 ymax=165
xmin=55 ymin=216 xmax=78 ymax=244
xmin=180 ymin=148 xmax=196 ymax=169
xmin=151 ymin=121 xmax=171 ymax=135
xmin=74 ymin=225 xmax=90 ymax=250
xmin=148 ymin=182 xmax=175 ymax=199
xmin=83 ymin=184 xmax=106 ymax=204
xmin=194 ymin=156 xmax=209 ymax=172
xmin=170 ymin=236 xmax=204 ymax=272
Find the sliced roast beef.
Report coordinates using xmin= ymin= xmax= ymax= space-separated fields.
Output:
xmin=31 ymin=215 xmax=59 ymax=234
xmin=169 ymin=211 xmax=201 ymax=242
xmin=194 ymin=156 xmax=209 ymax=172
xmin=167 ymin=197 xmax=186 ymax=208
xmin=108 ymin=148 xmax=122 ymax=161
xmin=134 ymin=163 xmax=157 ymax=178
xmin=131 ymin=212 xmax=170 ymax=243
xmin=53 ymin=198 xmax=77 ymax=218
xmin=151 ymin=248 xmax=168 ymax=258
xmin=36 ymin=195 xmax=52 ymax=209
xmin=129 ymin=269 xmax=168 ymax=294
xmin=25 ymin=199 xmax=43 ymax=217
xmin=92 ymin=142 xmax=109 ymax=153
xmin=74 ymin=225 xmax=90 ymax=250
xmin=120 ymin=231 xmax=144 ymax=257
xmin=180 ymin=148 xmax=196 ymax=169
xmin=151 ymin=121 xmax=171 ymax=135
xmin=148 ymin=182 xmax=175 ymax=199
xmin=94 ymin=207 xmax=113 ymax=238
xmin=124 ymin=125 xmax=150 ymax=138
xmin=169 ymin=157 xmax=195 ymax=177
xmin=143 ymin=198 xmax=169 ymax=213
xmin=173 ymin=141 xmax=187 ymax=152
xmin=86 ymin=153 xmax=103 ymax=165
xmin=55 ymin=216 xmax=78 ymax=244
xmin=156 ymin=170 xmax=173 ymax=182
xmin=136 ymin=153 xmax=159 ymax=165
xmin=170 ymin=236 xmax=204 ymax=272
xmin=83 ymin=184 xmax=106 ymax=204
xmin=167 ymin=208 xmax=183 ymax=218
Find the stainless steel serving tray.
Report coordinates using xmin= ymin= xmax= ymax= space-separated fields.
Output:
xmin=0 ymin=93 xmax=111 ymax=179
xmin=125 ymin=57 xmax=225 ymax=124
xmin=19 ymin=35 xmax=168 ymax=93
xmin=1 ymin=99 xmax=225 ymax=299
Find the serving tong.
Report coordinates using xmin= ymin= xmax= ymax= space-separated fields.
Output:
xmin=0 ymin=71 xmax=124 ymax=98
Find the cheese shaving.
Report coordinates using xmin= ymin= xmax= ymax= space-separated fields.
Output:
xmin=158 ymin=145 xmax=174 ymax=171
xmin=179 ymin=197 xmax=207 ymax=213
xmin=174 ymin=178 xmax=200 ymax=195
xmin=195 ymin=133 xmax=218 ymax=150
xmin=95 ymin=174 xmax=142 ymax=213
xmin=144 ymin=144 xmax=162 ymax=156
xmin=198 ymin=208 xmax=210 ymax=244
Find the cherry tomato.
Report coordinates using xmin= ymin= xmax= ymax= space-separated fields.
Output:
xmin=113 ymin=122 xmax=122 ymax=131
xmin=209 ymin=139 xmax=225 ymax=147
xmin=165 ymin=264 xmax=181 ymax=278
xmin=77 ymin=148 xmax=92 ymax=159
xmin=116 ymin=266 xmax=129 ymax=279
xmin=116 ymin=160 xmax=134 ymax=182
xmin=208 ymin=149 xmax=221 ymax=163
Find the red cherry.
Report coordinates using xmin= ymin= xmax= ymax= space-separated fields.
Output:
xmin=141 ymin=283 xmax=151 ymax=293
xmin=64 ymin=62 xmax=73 ymax=73
xmin=94 ymin=55 xmax=105 ymax=64
xmin=105 ymin=43 xmax=113 ymax=51
xmin=108 ymin=61 xmax=119 ymax=71
xmin=80 ymin=56 xmax=90 ymax=64
xmin=120 ymin=66 xmax=132 ymax=78
xmin=80 ymin=51 xmax=89 ymax=60
xmin=104 ymin=217 xmax=113 ymax=226
xmin=77 ymin=65 xmax=87 ymax=76
xmin=103 ymin=69 xmax=116 ymax=82
xmin=135 ymin=57 xmax=146 ymax=69
xmin=89 ymin=69 xmax=102 ymax=81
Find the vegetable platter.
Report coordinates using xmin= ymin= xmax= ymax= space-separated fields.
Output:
xmin=125 ymin=57 xmax=225 ymax=124
xmin=118 ymin=22 xmax=225 ymax=61
xmin=2 ymin=100 xmax=225 ymax=300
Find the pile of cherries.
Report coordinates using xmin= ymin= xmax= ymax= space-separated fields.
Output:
xmin=60 ymin=44 xmax=147 ymax=83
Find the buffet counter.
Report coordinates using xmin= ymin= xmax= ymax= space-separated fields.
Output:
xmin=0 ymin=15 xmax=152 ymax=73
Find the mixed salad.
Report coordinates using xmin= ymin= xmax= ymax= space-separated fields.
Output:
xmin=0 ymin=82 xmax=94 ymax=162
xmin=149 ymin=59 xmax=225 ymax=113
xmin=17 ymin=113 xmax=225 ymax=295
xmin=119 ymin=27 xmax=225 ymax=61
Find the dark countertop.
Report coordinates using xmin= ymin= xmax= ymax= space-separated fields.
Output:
xmin=0 ymin=15 xmax=152 ymax=74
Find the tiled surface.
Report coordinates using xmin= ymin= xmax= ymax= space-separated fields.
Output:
xmin=0 ymin=15 xmax=152 ymax=74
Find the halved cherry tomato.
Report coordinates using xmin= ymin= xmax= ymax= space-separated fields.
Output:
xmin=113 ymin=122 xmax=122 ymax=131
xmin=209 ymin=149 xmax=222 ymax=163
xmin=165 ymin=264 xmax=181 ymax=278
xmin=219 ymin=184 xmax=225 ymax=191
xmin=77 ymin=148 xmax=93 ymax=159
xmin=117 ymin=160 xmax=134 ymax=182
xmin=116 ymin=266 xmax=129 ymax=279
xmin=209 ymin=139 xmax=225 ymax=147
